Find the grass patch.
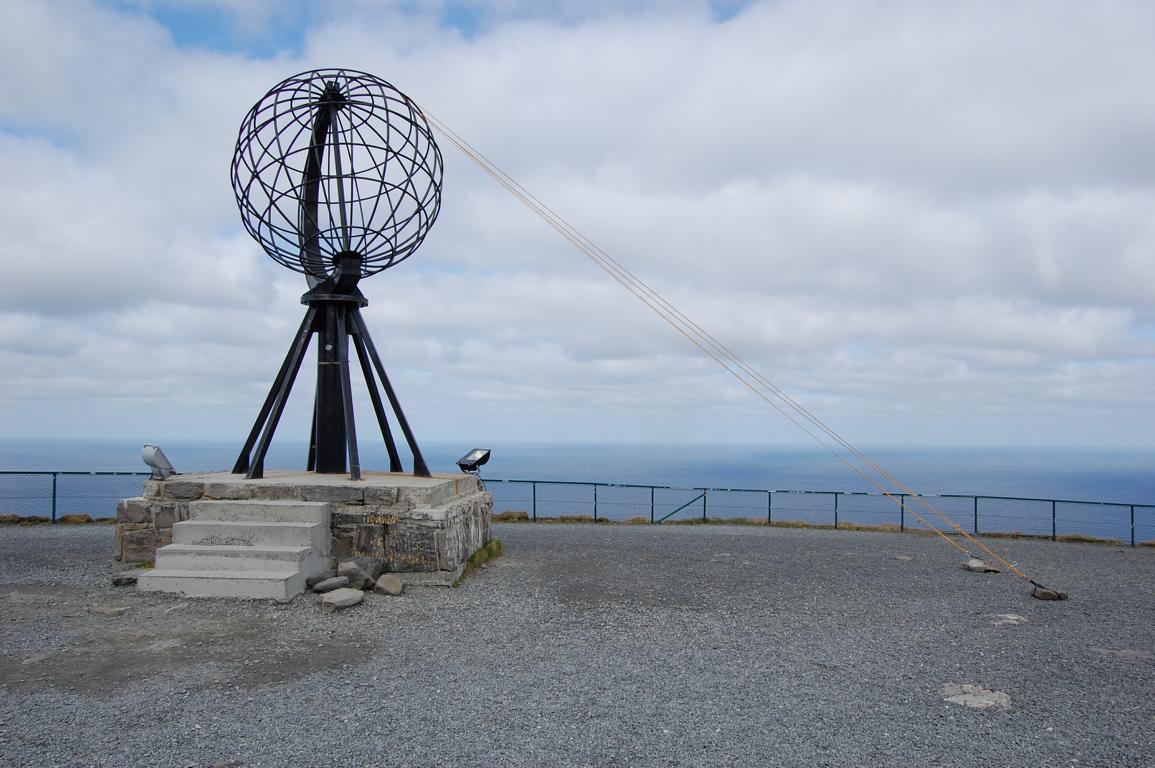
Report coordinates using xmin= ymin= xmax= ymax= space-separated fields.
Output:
xmin=1056 ymin=533 xmax=1123 ymax=546
xmin=493 ymin=510 xmax=530 ymax=522
xmin=667 ymin=516 xmax=767 ymax=526
xmin=0 ymin=514 xmax=51 ymax=525
xmin=769 ymin=518 xmax=834 ymax=530
xmin=836 ymin=522 xmax=903 ymax=533
xmin=452 ymin=538 xmax=503 ymax=587
xmin=1 ymin=514 xmax=114 ymax=526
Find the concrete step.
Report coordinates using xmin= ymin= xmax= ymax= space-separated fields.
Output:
xmin=155 ymin=543 xmax=324 ymax=572
xmin=187 ymin=499 xmax=330 ymax=524
xmin=136 ymin=567 xmax=308 ymax=601
xmin=172 ymin=520 xmax=327 ymax=551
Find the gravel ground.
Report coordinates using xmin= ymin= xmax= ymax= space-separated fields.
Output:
xmin=0 ymin=522 xmax=1152 ymax=768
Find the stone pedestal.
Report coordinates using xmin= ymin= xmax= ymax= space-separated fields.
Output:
xmin=117 ymin=471 xmax=492 ymax=586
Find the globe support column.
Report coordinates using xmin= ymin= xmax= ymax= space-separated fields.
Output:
xmin=313 ymin=301 xmax=350 ymax=474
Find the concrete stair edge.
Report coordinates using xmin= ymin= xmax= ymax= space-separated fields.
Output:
xmin=137 ymin=568 xmax=310 ymax=600
xmin=187 ymin=499 xmax=331 ymax=524
xmin=172 ymin=520 xmax=328 ymax=550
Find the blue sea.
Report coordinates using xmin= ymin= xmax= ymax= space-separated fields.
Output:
xmin=1 ymin=439 xmax=1152 ymax=541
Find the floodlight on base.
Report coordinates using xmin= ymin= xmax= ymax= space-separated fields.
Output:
xmin=141 ymin=444 xmax=176 ymax=480
xmin=457 ymin=448 xmax=491 ymax=474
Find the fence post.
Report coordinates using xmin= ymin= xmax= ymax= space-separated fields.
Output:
xmin=1051 ymin=500 xmax=1057 ymax=542
xmin=834 ymin=492 xmax=840 ymax=528
xmin=973 ymin=496 xmax=979 ymax=534
xmin=702 ymin=489 xmax=708 ymax=521
xmin=593 ymin=484 xmax=598 ymax=522
xmin=51 ymin=473 xmax=58 ymax=524
xmin=650 ymin=486 xmax=655 ymax=524
xmin=1131 ymin=505 xmax=1136 ymax=548
xmin=899 ymin=494 xmax=905 ymax=532
xmin=767 ymin=490 xmax=773 ymax=525
xmin=532 ymin=482 xmax=537 ymax=522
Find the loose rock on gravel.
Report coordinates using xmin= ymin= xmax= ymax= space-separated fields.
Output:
xmin=320 ymin=587 xmax=364 ymax=612
xmin=373 ymin=574 xmax=403 ymax=596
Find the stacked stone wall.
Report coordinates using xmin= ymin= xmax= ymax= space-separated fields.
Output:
xmin=116 ymin=474 xmax=492 ymax=582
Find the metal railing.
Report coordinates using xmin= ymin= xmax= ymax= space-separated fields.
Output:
xmin=0 ymin=471 xmax=148 ymax=522
xmin=485 ymin=478 xmax=1155 ymax=547
xmin=1 ymin=471 xmax=1152 ymax=547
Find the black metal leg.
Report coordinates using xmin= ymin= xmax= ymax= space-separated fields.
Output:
xmin=352 ymin=328 xmax=404 ymax=473
xmin=233 ymin=310 xmax=315 ymax=474
xmin=248 ymin=306 xmax=319 ymax=479
xmin=306 ymin=393 xmax=318 ymax=472
xmin=351 ymin=309 xmax=431 ymax=477
xmin=335 ymin=308 xmax=361 ymax=480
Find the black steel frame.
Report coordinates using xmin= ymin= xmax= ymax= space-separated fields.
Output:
xmin=231 ymin=291 xmax=430 ymax=480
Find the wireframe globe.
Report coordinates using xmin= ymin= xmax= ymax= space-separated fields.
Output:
xmin=231 ymin=68 xmax=443 ymax=282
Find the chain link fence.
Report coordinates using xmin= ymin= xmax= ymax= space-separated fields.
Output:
xmin=0 ymin=472 xmax=148 ymax=522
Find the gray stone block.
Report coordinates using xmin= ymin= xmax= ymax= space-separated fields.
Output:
xmin=161 ymin=480 xmax=204 ymax=500
xmin=203 ymin=482 xmax=254 ymax=500
xmin=251 ymin=484 xmax=301 ymax=500
xmin=363 ymin=486 xmax=399 ymax=506
xmin=121 ymin=527 xmax=160 ymax=563
xmin=151 ymin=502 xmax=182 ymax=529
xmin=385 ymin=523 xmax=440 ymax=572
xmin=117 ymin=498 xmax=150 ymax=525
xmin=301 ymin=485 xmax=365 ymax=504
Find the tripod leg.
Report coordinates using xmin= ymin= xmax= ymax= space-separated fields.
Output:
xmin=249 ymin=306 xmax=319 ymax=479
xmin=350 ymin=309 xmax=431 ymax=478
xmin=352 ymin=329 xmax=403 ymax=473
xmin=306 ymin=393 xmax=318 ymax=472
xmin=233 ymin=309 xmax=315 ymax=474
xmin=335 ymin=308 xmax=361 ymax=480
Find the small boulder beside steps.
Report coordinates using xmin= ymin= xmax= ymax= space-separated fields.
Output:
xmin=321 ymin=587 xmax=364 ymax=612
xmin=373 ymin=574 xmax=404 ymax=596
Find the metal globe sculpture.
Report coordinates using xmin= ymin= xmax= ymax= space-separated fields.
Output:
xmin=230 ymin=69 xmax=440 ymax=480
xmin=231 ymin=69 xmax=443 ymax=283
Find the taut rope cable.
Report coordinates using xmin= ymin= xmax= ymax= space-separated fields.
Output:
xmin=421 ymin=107 xmax=1055 ymax=588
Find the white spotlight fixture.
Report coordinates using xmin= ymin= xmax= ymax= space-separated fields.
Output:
xmin=141 ymin=444 xmax=176 ymax=480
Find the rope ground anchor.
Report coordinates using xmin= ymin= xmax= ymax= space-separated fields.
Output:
xmin=1030 ymin=582 xmax=1069 ymax=601
xmin=964 ymin=557 xmax=1000 ymax=574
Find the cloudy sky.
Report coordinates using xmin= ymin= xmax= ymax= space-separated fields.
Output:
xmin=1 ymin=0 xmax=1153 ymax=449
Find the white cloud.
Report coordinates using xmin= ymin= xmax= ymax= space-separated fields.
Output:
xmin=0 ymin=0 xmax=1152 ymax=449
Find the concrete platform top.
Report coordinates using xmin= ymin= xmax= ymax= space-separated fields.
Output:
xmin=173 ymin=470 xmax=470 ymax=489
xmin=142 ymin=470 xmax=483 ymax=507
